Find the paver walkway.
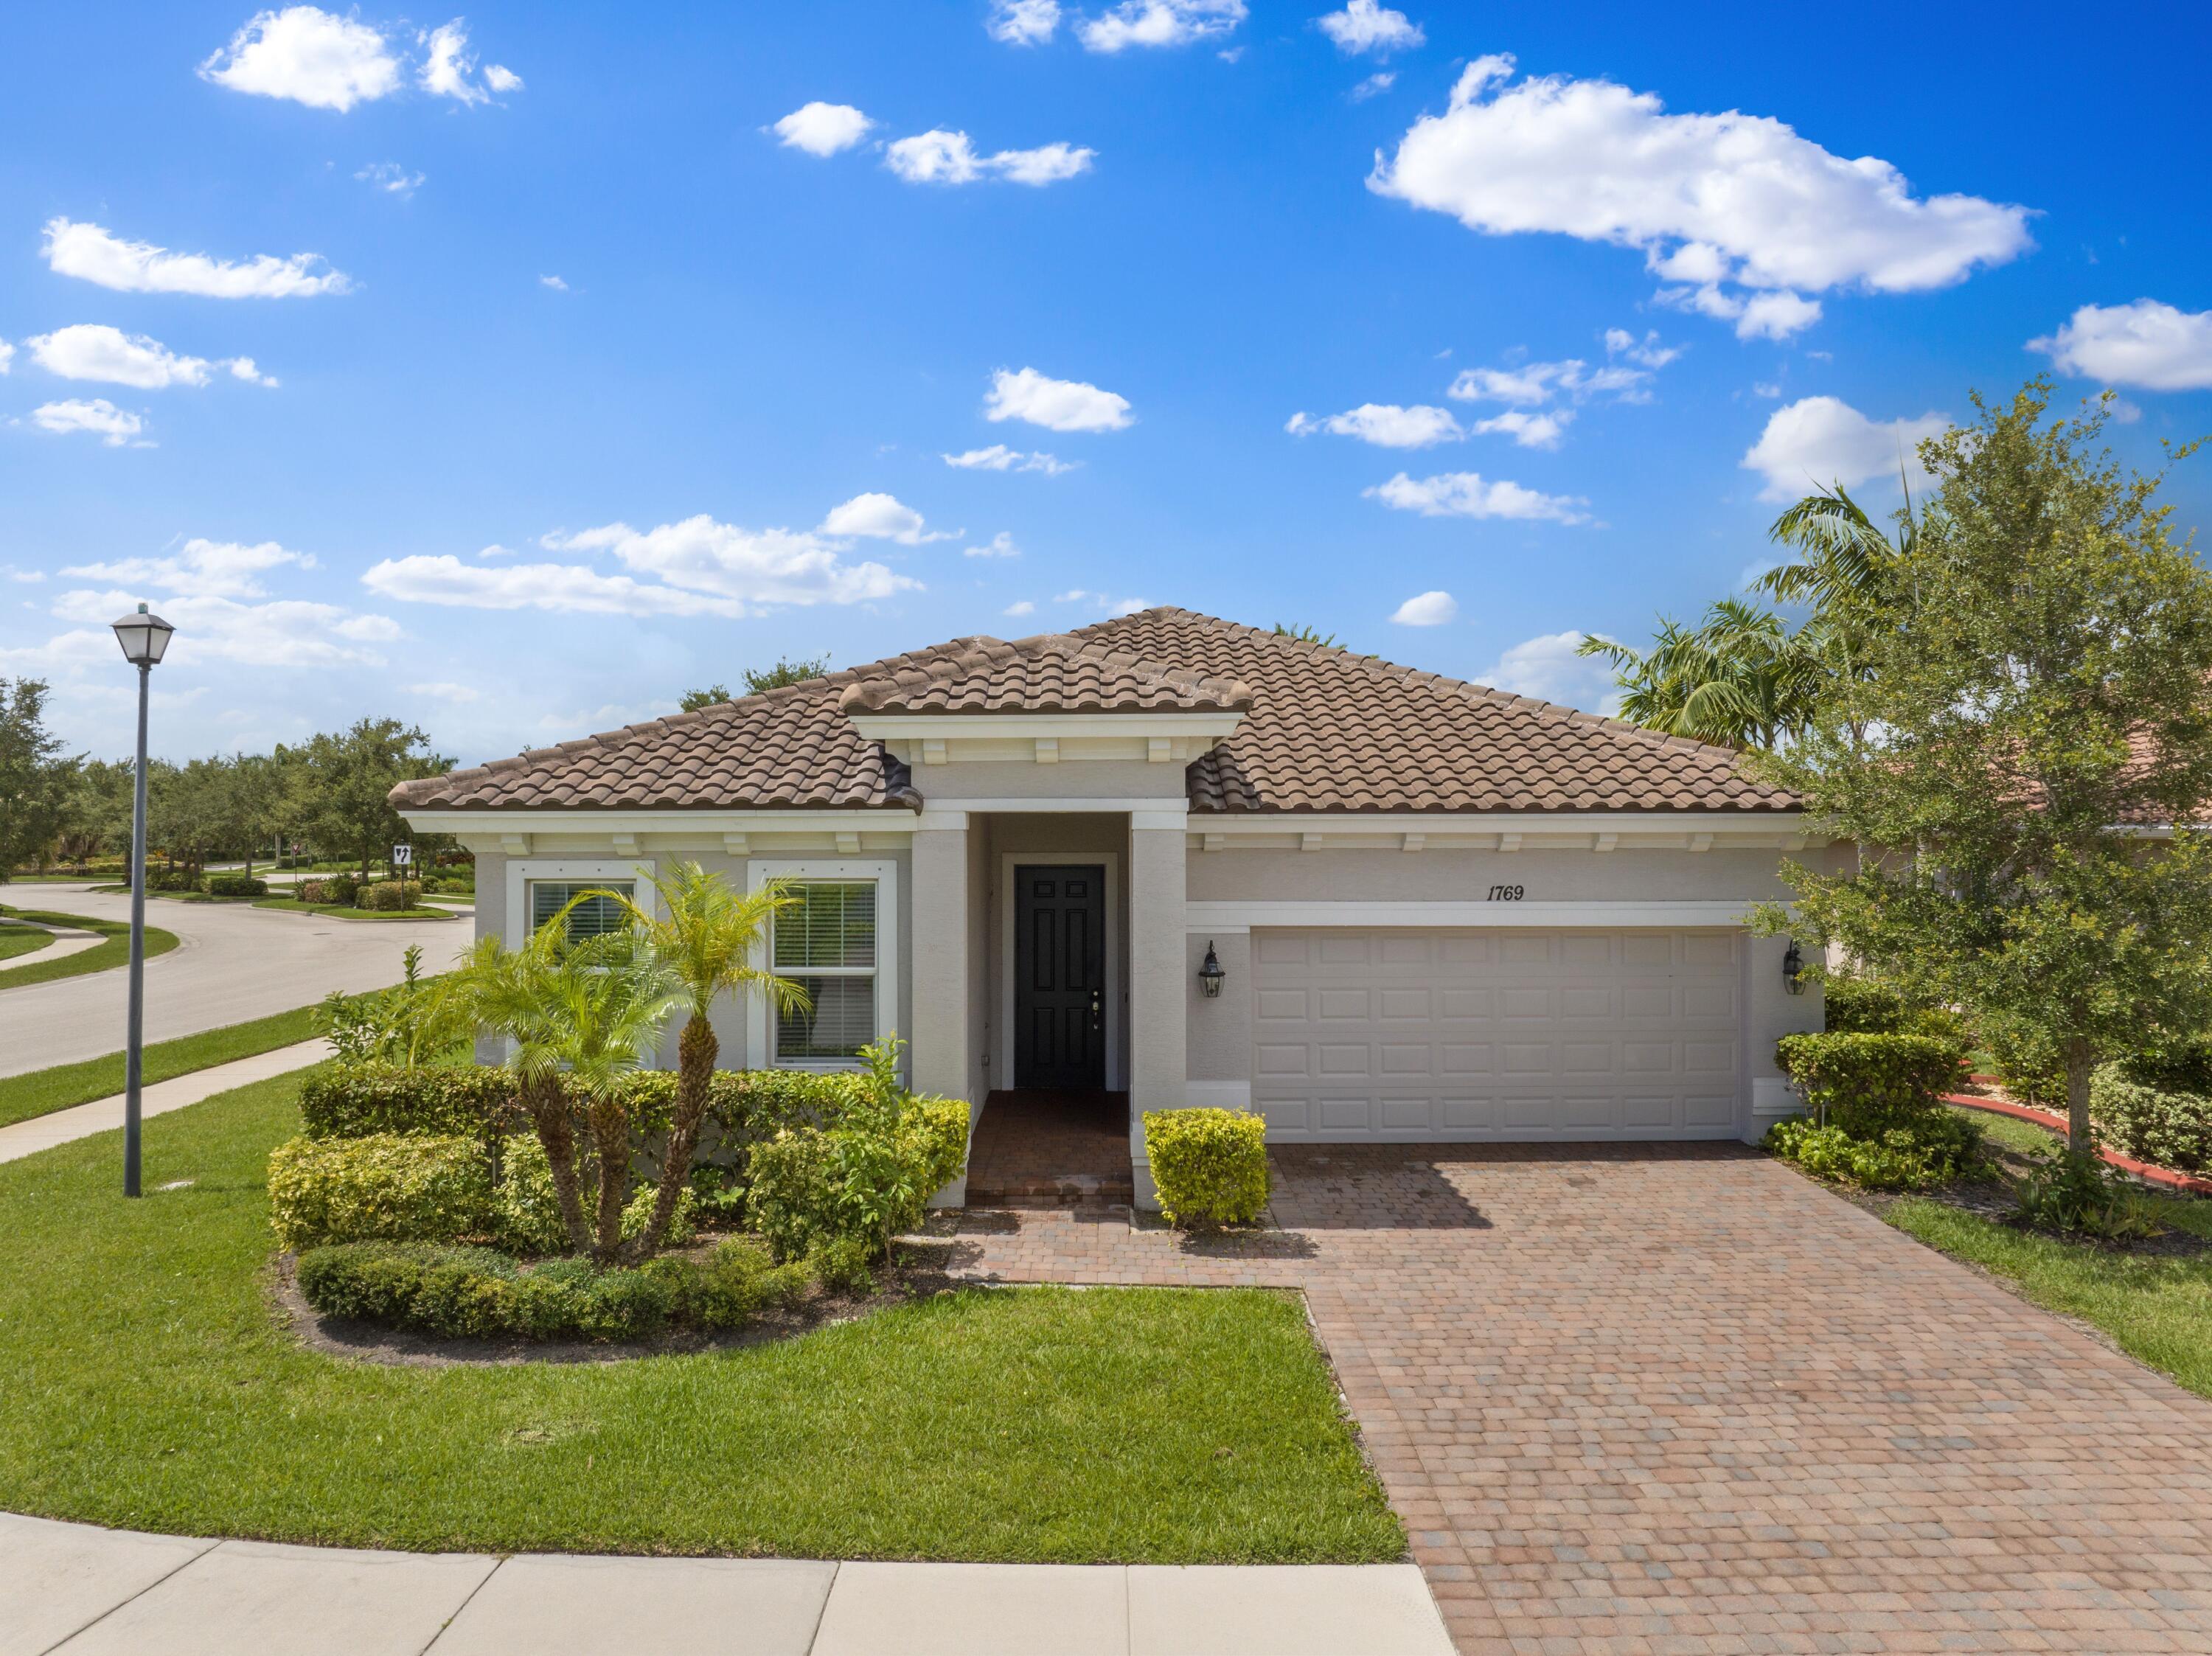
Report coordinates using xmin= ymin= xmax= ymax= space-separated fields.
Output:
xmin=932 ymin=1145 xmax=2212 ymax=1655
xmin=0 ymin=1040 xmax=331 ymax=1166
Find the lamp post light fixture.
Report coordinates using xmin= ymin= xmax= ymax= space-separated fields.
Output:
xmin=1197 ymin=940 xmax=1225 ymax=998
xmin=111 ymin=602 xmax=175 ymax=1199
xmin=1782 ymin=939 xmax=1806 ymax=997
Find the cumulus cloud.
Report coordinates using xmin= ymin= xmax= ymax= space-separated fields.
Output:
xmin=942 ymin=444 xmax=1075 ymax=473
xmin=198 ymin=6 xmax=400 ymax=110
xmin=539 ymin=274 xmax=568 ymax=292
xmin=1080 ymin=0 xmax=1245 ymax=52
xmin=1468 ymin=408 xmax=1570 ymax=449
xmin=989 ymin=0 xmax=1062 ymax=43
xmin=419 ymin=21 xmax=516 ymax=104
xmin=817 ymin=492 xmax=957 ymax=545
xmin=42 ymin=218 xmax=351 ymax=299
xmin=1389 ymin=589 xmax=1456 ymax=626
xmin=355 ymin=161 xmax=424 ymax=196
xmin=62 ymin=538 xmax=312 ymax=599
xmin=45 ymin=586 xmax=397 ymax=669
xmin=1604 ymin=327 xmax=1681 ymax=369
xmin=1447 ymin=356 xmax=1649 ymax=407
xmin=883 ymin=131 xmax=1094 ymax=186
xmin=1740 ymin=396 xmax=1948 ymax=501
xmin=2030 ymin=299 xmax=2212 ymax=392
xmin=1318 ymin=1 xmax=1422 ymax=54
xmin=1004 ymin=599 xmax=1037 ymax=616
xmin=1366 ymin=470 xmax=1588 ymax=523
xmin=408 ymin=681 xmax=480 ymax=702
xmin=544 ymin=516 xmax=921 ymax=609
xmin=1286 ymin=403 xmax=1461 ymax=448
xmin=985 ymin=366 xmax=1133 ymax=432
xmin=26 ymin=324 xmax=275 ymax=391
xmin=773 ymin=101 xmax=874 ymax=156
xmin=0 ymin=340 xmax=12 ymax=375
xmin=1056 ymin=588 xmax=1152 ymax=616
xmin=1350 ymin=72 xmax=1394 ymax=101
xmin=1370 ymin=55 xmax=2032 ymax=338
xmin=361 ymin=556 xmax=752 ymax=619
xmin=964 ymin=531 xmax=1021 ymax=558
xmin=1475 ymin=630 xmax=1621 ymax=712
xmin=30 ymin=399 xmax=147 ymax=447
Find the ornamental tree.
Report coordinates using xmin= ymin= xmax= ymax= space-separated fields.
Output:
xmin=1752 ymin=382 xmax=2212 ymax=1149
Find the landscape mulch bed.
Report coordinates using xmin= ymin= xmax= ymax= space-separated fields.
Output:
xmin=272 ymin=1236 xmax=973 ymax=1368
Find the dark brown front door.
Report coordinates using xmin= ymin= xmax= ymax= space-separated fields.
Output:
xmin=1015 ymin=865 xmax=1107 ymax=1090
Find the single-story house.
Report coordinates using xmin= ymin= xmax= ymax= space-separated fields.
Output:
xmin=392 ymin=607 xmax=1829 ymax=1206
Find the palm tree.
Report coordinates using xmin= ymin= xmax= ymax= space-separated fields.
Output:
xmin=597 ymin=861 xmax=810 ymax=1262
xmin=1578 ymin=598 xmax=1821 ymax=751
xmin=456 ymin=920 xmax=678 ymax=1264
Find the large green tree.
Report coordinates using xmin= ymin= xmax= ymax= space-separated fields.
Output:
xmin=1578 ymin=598 xmax=1823 ymax=750
xmin=1752 ymin=383 xmax=2212 ymax=1147
xmin=0 ymin=678 xmax=77 ymax=881
xmin=291 ymin=718 xmax=451 ymax=880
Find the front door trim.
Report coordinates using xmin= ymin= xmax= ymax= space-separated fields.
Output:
xmin=998 ymin=851 xmax=1121 ymax=1092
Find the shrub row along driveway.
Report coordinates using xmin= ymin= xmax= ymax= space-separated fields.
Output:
xmin=0 ymin=885 xmax=461 ymax=1079
xmin=942 ymin=1145 xmax=2212 ymax=1655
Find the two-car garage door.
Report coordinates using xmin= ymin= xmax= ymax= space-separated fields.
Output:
xmin=1249 ymin=929 xmax=1743 ymax=1141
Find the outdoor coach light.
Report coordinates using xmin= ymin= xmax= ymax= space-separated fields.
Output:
xmin=1782 ymin=939 xmax=1806 ymax=996
xmin=111 ymin=602 xmax=175 ymax=1198
xmin=1198 ymin=940 xmax=1225 ymax=998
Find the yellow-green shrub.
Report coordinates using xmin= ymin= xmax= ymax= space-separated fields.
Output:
xmin=267 ymin=1133 xmax=493 ymax=1251
xmin=493 ymin=1133 xmax=698 ymax=1256
xmin=1143 ymin=1107 xmax=1269 ymax=1228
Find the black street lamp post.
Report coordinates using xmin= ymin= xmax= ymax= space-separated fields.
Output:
xmin=111 ymin=602 xmax=175 ymax=1199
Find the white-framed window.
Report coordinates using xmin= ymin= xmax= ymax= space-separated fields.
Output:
xmin=527 ymin=879 xmax=636 ymax=941
xmin=749 ymin=859 xmax=900 ymax=1070
xmin=503 ymin=860 xmax=655 ymax=948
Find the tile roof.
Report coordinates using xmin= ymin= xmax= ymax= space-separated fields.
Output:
xmin=392 ymin=608 xmax=1795 ymax=814
xmin=838 ymin=633 xmax=1252 ymax=715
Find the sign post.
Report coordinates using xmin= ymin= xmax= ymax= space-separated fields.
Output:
xmin=392 ymin=842 xmax=413 ymax=911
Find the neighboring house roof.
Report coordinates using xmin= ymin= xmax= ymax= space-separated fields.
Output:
xmin=392 ymin=606 xmax=1795 ymax=814
xmin=838 ymin=633 xmax=1253 ymax=715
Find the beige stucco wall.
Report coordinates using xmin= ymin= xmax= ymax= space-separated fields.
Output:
xmin=1188 ymin=843 xmax=1849 ymax=904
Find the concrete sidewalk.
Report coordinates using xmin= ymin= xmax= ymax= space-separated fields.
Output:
xmin=0 ymin=918 xmax=106 ymax=974
xmin=0 ymin=1039 xmax=332 ymax=1166
xmin=1 ymin=1514 xmax=1453 ymax=1656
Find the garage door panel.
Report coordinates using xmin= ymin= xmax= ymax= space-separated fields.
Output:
xmin=1249 ymin=928 xmax=1742 ymax=1142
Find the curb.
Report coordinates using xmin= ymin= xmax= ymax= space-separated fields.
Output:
xmin=1943 ymin=1093 xmax=2212 ymax=1195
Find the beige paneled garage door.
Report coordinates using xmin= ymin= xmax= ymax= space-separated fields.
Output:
xmin=1250 ymin=929 xmax=1742 ymax=1140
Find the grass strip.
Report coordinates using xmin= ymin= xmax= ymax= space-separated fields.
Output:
xmin=0 ymin=1003 xmax=326 ymax=1132
xmin=1885 ymin=1194 xmax=2212 ymax=1402
xmin=252 ymin=897 xmax=454 ymax=921
xmin=0 ymin=906 xmax=178 ymax=991
xmin=0 ymin=925 xmax=55 ymax=963
xmin=0 ymin=1074 xmax=1403 ymax=1563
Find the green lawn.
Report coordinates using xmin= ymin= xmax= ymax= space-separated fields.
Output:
xmin=1885 ymin=1194 xmax=2212 ymax=1401
xmin=1947 ymin=1102 xmax=2061 ymax=1156
xmin=0 ymin=1003 xmax=325 ymax=1131
xmin=0 ymin=1075 xmax=1402 ymax=1562
xmin=0 ymin=924 xmax=55 ymax=963
xmin=0 ymin=907 xmax=179 ymax=990
xmin=252 ymin=897 xmax=454 ymax=921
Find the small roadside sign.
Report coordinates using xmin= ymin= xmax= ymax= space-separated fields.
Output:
xmin=392 ymin=843 xmax=414 ymax=866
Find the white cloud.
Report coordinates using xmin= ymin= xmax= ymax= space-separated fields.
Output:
xmin=546 ymin=515 xmax=921 ymax=608
xmin=42 ymin=218 xmax=351 ymax=299
xmin=964 ymin=532 xmax=1021 ymax=559
xmin=1079 ymin=0 xmax=1246 ymax=52
xmin=26 ymin=324 xmax=274 ymax=391
xmin=1476 ymin=630 xmax=1621 ymax=712
xmin=883 ymin=131 xmax=1094 ymax=186
xmin=773 ymin=101 xmax=874 ymax=157
xmin=1389 ymin=589 xmax=1456 ymax=626
xmin=0 ymin=340 xmax=12 ymax=375
xmin=1469 ymin=408 xmax=1570 ymax=449
xmin=198 ymin=6 xmax=400 ymax=111
xmin=818 ymin=492 xmax=957 ymax=545
xmin=408 ymin=681 xmax=481 ymax=702
xmin=1604 ymin=327 xmax=1680 ymax=369
xmin=986 ymin=366 xmax=1132 ymax=432
xmin=1740 ymin=396 xmax=1948 ymax=501
xmin=989 ymin=0 xmax=1062 ymax=44
xmin=62 ymin=537 xmax=312 ymax=599
xmin=363 ymin=555 xmax=752 ymax=619
xmin=539 ymin=274 xmax=568 ymax=292
xmin=1655 ymin=282 xmax=1824 ymax=341
xmin=1004 ymin=599 xmax=1037 ymax=616
xmin=355 ymin=161 xmax=423 ymax=196
xmin=1056 ymin=588 xmax=1151 ymax=616
xmin=2030 ymin=299 xmax=2212 ymax=392
xmin=1350 ymin=72 xmax=1394 ymax=101
xmin=48 ymin=585 xmax=396 ymax=668
xmin=1752 ymin=380 xmax=1782 ymax=398
xmin=419 ymin=21 xmax=515 ymax=105
xmin=30 ymin=399 xmax=147 ymax=447
xmin=1447 ymin=357 xmax=1648 ymax=407
xmin=1318 ymin=1 xmax=1422 ymax=54
xmin=942 ymin=444 xmax=1075 ymax=473
xmin=2 ymin=566 xmax=44 ymax=583
xmin=1286 ymin=403 xmax=1461 ymax=448
xmin=1366 ymin=470 xmax=1588 ymax=523
xmin=1370 ymin=55 xmax=2032 ymax=335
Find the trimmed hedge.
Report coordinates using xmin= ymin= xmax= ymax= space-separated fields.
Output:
xmin=494 ymin=1133 xmax=699 ymax=1254
xmin=1775 ymin=1032 xmax=1966 ymax=1136
xmin=298 ymin=876 xmax=358 ymax=906
xmin=268 ymin=1133 xmax=493 ymax=1251
xmin=204 ymin=873 xmax=268 ymax=897
xmin=355 ymin=880 xmax=411 ymax=911
xmin=1144 ymin=1107 xmax=1270 ymax=1228
xmin=746 ymin=1094 xmax=970 ymax=1262
xmin=2090 ymin=1065 xmax=2212 ymax=1174
xmin=295 ymin=1237 xmax=819 ymax=1341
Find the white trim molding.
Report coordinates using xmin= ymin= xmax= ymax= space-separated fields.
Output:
xmin=998 ymin=852 xmax=1121 ymax=1092
xmin=745 ymin=857 xmax=902 ymax=1074
xmin=408 ymin=808 xmax=919 ymax=838
xmin=849 ymin=710 xmax=1241 ymax=769
xmin=1185 ymin=899 xmax=1769 ymax=930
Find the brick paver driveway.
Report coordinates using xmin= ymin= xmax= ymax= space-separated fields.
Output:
xmin=936 ymin=1145 xmax=2212 ymax=1654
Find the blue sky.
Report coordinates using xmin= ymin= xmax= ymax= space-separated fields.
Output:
xmin=5 ymin=0 xmax=2211 ymax=765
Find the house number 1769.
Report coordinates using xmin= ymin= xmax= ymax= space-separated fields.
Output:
xmin=1487 ymin=884 xmax=1525 ymax=901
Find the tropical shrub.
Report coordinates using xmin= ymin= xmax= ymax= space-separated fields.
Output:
xmin=2010 ymin=1146 xmax=2164 ymax=1239
xmin=1142 ymin=1107 xmax=1270 ymax=1228
xmin=267 ymin=1133 xmax=493 ymax=1252
xmin=1764 ymin=1114 xmax=1983 ymax=1191
xmin=1982 ymin=1015 xmax=2067 ymax=1107
xmin=493 ymin=1133 xmax=698 ymax=1256
xmin=355 ymin=880 xmax=411 ymax=911
xmin=2115 ymin=1040 xmax=2212 ymax=1100
xmin=2090 ymin=1065 xmax=2212 ymax=1174
xmin=1774 ymin=1032 xmax=1966 ymax=1135
xmin=204 ymin=873 xmax=268 ymax=897
xmin=661 ymin=1237 xmax=815 ymax=1329
xmin=299 ymin=875 xmax=359 ymax=906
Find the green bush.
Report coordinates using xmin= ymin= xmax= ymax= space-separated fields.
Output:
xmin=204 ymin=873 xmax=268 ymax=897
xmin=298 ymin=875 xmax=359 ymax=906
xmin=1819 ymin=975 xmax=1968 ymax=1045
xmin=300 ymin=1062 xmax=519 ymax=1145
xmin=2116 ymin=1040 xmax=2212 ymax=1102
xmin=296 ymin=1242 xmax=680 ymax=1341
xmin=1775 ymin=1032 xmax=1966 ymax=1136
xmin=267 ymin=1133 xmax=493 ymax=1252
xmin=660 ymin=1238 xmax=815 ymax=1330
xmin=1144 ymin=1107 xmax=1270 ymax=1228
xmin=147 ymin=869 xmax=199 ymax=892
xmin=1764 ymin=1114 xmax=1983 ymax=1191
xmin=2090 ymin=1065 xmax=2212 ymax=1174
xmin=2010 ymin=1146 xmax=2164 ymax=1239
xmin=494 ymin=1133 xmax=699 ymax=1256
xmin=1982 ymin=1017 xmax=2067 ymax=1107
xmin=355 ymin=880 xmax=411 ymax=911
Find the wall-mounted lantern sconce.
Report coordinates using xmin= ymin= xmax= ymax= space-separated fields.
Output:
xmin=1198 ymin=940 xmax=1225 ymax=998
xmin=1782 ymin=939 xmax=1806 ymax=996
